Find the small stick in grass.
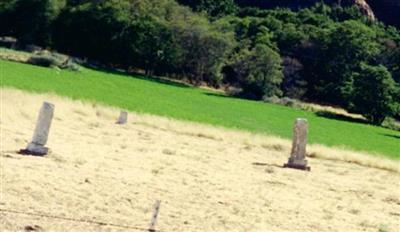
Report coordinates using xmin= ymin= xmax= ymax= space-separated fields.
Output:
xmin=149 ymin=200 xmax=161 ymax=232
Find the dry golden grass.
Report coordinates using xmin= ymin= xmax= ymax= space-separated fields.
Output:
xmin=1 ymin=88 xmax=400 ymax=231
xmin=0 ymin=49 xmax=30 ymax=63
xmin=299 ymin=102 xmax=364 ymax=120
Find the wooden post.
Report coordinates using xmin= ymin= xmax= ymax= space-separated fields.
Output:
xmin=148 ymin=200 xmax=161 ymax=232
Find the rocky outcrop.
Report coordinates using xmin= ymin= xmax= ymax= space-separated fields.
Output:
xmin=327 ymin=0 xmax=375 ymax=20
xmin=354 ymin=0 xmax=375 ymax=20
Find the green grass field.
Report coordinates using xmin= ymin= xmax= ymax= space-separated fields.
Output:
xmin=1 ymin=59 xmax=399 ymax=159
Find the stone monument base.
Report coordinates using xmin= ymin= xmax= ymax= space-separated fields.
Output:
xmin=284 ymin=158 xmax=310 ymax=171
xmin=19 ymin=142 xmax=49 ymax=156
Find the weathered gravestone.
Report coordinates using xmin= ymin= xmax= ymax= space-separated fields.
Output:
xmin=20 ymin=102 xmax=55 ymax=156
xmin=284 ymin=118 xmax=311 ymax=171
xmin=116 ymin=111 xmax=128 ymax=125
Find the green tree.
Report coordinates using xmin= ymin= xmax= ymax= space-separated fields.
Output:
xmin=4 ymin=0 xmax=65 ymax=46
xmin=303 ymin=20 xmax=381 ymax=106
xmin=349 ymin=64 xmax=399 ymax=125
xmin=329 ymin=5 xmax=365 ymax=22
xmin=282 ymin=57 xmax=306 ymax=99
xmin=174 ymin=22 xmax=235 ymax=86
xmin=381 ymin=45 xmax=400 ymax=84
xmin=275 ymin=23 xmax=307 ymax=52
xmin=177 ymin=0 xmax=237 ymax=17
xmin=53 ymin=1 xmax=129 ymax=63
xmin=0 ymin=0 xmax=18 ymax=36
xmin=229 ymin=44 xmax=283 ymax=99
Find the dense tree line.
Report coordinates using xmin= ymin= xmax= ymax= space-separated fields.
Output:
xmin=0 ymin=0 xmax=399 ymax=125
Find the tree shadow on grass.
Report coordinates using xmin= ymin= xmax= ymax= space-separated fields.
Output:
xmin=82 ymin=63 xmax=191 ymax=89
xmin=133 ymin=74 xmax=192 ymax=89
xmin=204 ymin=92 xmax=237 ymax=99
xmin=380 ymin=133 xmax=400 ymax=139
xmin=203 ymin=92 xmax=254 ymax=101
xmin=315 ymin=111 xmax=368 ymax=125
xmin=252 ymin=162 xmax=282 ymax=168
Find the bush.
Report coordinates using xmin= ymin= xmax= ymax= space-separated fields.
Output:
xmin=382 ymin=117 xmax=400 ymax=131
xmin=282 ymin=57 xmax=306 ymax=99
xmin=60 ymin=59 xmax=80 ymax=72
xmin=349 ymin=64 xmax=399 ymax=125
xmin=263 ymin=95 xmax=280 ymax=104
xmin=27 ymin=53 xmax=79 ymax=71
xmin=229 ymin=44 xmax=283 ymax=100
xmin=27 ymin=55 xmax=60 ymax=67
xmin=177 ymin=0 xmax=237 ymax=17
xmin=263 ymin=96 xmax=301 ymax=108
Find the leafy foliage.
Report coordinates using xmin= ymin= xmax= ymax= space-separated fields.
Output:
xmin=177 ymin=0 xmax=237 ymax=17
xmin=349 ymin=64 xmax=399 ymax=125
xmin=228 ymin=44 xmax=283 ymax=99
xmin=0 ymin=0 xmax=64 ymax=45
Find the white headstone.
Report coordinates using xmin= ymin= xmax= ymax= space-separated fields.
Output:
xmin=24 ymin=102 xmax=55 ymax=156
xmin=284 ymin=118 xmax=310 ymax=171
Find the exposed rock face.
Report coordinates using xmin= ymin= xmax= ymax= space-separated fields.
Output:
xmin=317 ymin=0 xmax=375 ymax=20
xmin=354 ymin=0 xmax=375 ymax=20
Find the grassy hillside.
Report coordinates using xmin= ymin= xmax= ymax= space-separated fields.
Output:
xmin=1 ymin=60 xmax=399 ymax=159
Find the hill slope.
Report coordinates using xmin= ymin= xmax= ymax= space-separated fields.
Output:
xmin=1 ymin=60 xmax=399 ymax=159
xmin=1 ymin=89 xmax=399 ymax=231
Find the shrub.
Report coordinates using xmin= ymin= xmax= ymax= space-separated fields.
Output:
xmin=263 ymin=96 xmax=301 ymax=108
xmin=263 ymin=95 xmax=280 ymax=104
xmin=349 ymin=64 xmax=399 ymax=125
xmin=229 ymin=44 xmax=283 ymax=100
xmin=27 ymin=55 xmax=60 ymax=67
xmin=27 ymin=53 xmax=79 ymax=71
xmin=382 ymin=117 xmax=400 ymax=131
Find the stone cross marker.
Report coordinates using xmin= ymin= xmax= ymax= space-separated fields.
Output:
xmin=21 ymin=102 xmax=55 ymax=156
xmin=116 ymin=111 xmax=128 ymax=125
xmin=148 ymin=200 xmax=161 ymax=232
xmin=284 ymin=118 xmax=311 ymax=171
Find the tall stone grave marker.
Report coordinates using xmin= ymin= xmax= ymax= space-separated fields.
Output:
xmin=284 ymin=118 xmax=311 ymax=171
xmin=21 ymin=102 xmax=55 ymax=156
